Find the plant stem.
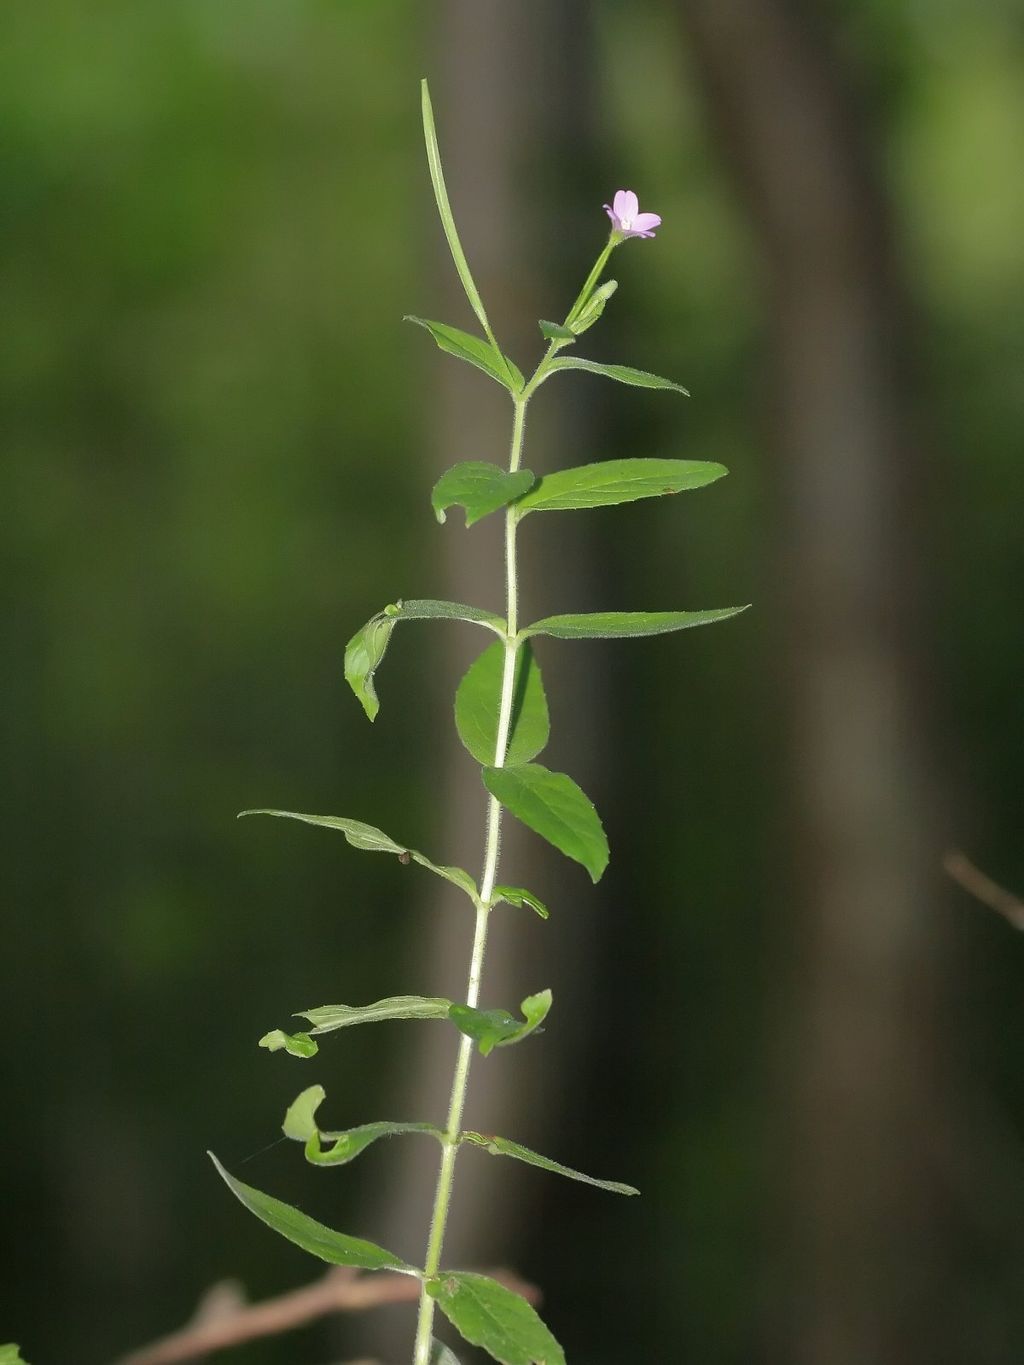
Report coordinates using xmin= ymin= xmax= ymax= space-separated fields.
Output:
xmin=411 ymin=395 xmax=528 ymax=1365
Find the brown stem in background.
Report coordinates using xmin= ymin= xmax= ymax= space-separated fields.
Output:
xmin=114 ymin=1266 xmax=536 ymax=1365
xmin=675 ymin=2 xmax=953 ymax=1363
xmin=944 ymin=850 xmax=1024 ymax=930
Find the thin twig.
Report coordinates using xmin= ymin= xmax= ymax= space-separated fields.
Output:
xmin=943 ymin=849 xmax=1024 ymax=930
xmin=115 ymin=1267 xmax=537 ymax=1365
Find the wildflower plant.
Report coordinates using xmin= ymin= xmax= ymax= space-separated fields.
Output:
xmin=209 ymin=80 xmax=746 ymax=1365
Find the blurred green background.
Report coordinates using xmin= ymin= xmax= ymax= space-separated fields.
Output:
xmin=2 ymin=3 xmax=1023 ymax=1363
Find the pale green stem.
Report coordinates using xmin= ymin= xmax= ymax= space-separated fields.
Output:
xmin=410 ymin=239 xmax=612 ymax=1362
xmin=411 ymin=396 xmax=527 ymax=1365
xmin=565 ymin=234 xmax=617 ymax=325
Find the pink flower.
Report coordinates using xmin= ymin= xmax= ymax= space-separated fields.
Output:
xmin=603 ymin=189 xmax=661 ymax=239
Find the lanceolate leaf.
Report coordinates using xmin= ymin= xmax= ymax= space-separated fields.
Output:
xmin=522 ymin=607 xmax=749 ymax=640
xmin=455 ymin=642 xmax=549 ymax=767
xmin=426 ymin=1272 xmax=566 ymax=1365
xmin=448 ymin=990 xmax=551 ymax=1057
xmin=461 ymin=1131 xmax=639 ymax=1196
xmin=383 ymin=599 xmax=507 ymax=633
xmin=345 ymin=600 xmax=505 ymax=721
xmin=490 ymin=885 xmax=550 ymax=920
xmin=514 ymin=458 xmax=726 ymax=516
xmin=432 ymin=463 xmax=537 ymax=527
xmin=238 ymin=810 xmax=478 ymax=901
xmin=298 ymin=996 xmax=453 ymax=1034
xmin=420 ymin=80 xmax=495 ymax=349
xmin=405 ymin=317 xmax=523 ymax=394
xmin=549 ymin=356 xmax=689 ymax=395
xmin=259 ymin=1029 xmax=318 ymax=1058
xmin=209 ymin=1155 xmax=415 ymax=1274
xmin=283 ymin=1085 xmax=441 ymax=1166
xmin=482 ymin=763 xmax=609 ymax=882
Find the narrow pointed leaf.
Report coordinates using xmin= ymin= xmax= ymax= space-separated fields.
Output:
xmin=282 ymin=1085 xmax=441 ymax=1166
xmin=550 ymin=357 xmax=689 ymax=395
xmin=461 ymin=1131 xmax=639 ymax=1196
xmin=456 ymin=642 xmax=549 ymax=767
xmin=238 ymin=810 xmax=478 ymax=901
xmin=482 ymin=763 xmax=609 ymax=882
xmin=259 ymin=1028 xmax=318 ymax=1059
xmin=523 ymin=607 xmax=749 ymax=640
xmin=209 ymin=1154 xmax=415 ymax=1273
xmin=298 ymin=995 xmax=453 ymax=1034
xmin=431 ymin=1342 xmax=462 ymax=1365
xmin=405 ymin=317 xmax=522 ymax=393
xmin=514 ymin=458 xmax=726 ymax=516
xmin=420 ymin=80 xmax=494 ymax=347
xmin=449 ymin=990 xmax=551 ymax=1057
xmin=538 ymin=320 xmax=575 ymax=342
xmin=426 ymin=1272 xmax=565 ymax=1365
xmin=384 ymin=598 xmax=507 ymax=633
xmin=490 ymin=885 xmax=550 ymax=920
xmin=432 ymin=463 xmax=536 ymax=527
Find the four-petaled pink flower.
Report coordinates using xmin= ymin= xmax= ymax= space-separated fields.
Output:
xmin=604 ymin=189 xmax=661 ymax=240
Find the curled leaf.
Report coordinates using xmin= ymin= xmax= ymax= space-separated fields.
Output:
xmin=490 ymin=885 xmax=550 ymax=920
xmin=282 ymin=1085 xmax=441 ymax=1167
xmin=448 ymin=990 xmax=551 ymax=1057
xmin=259 ymin=1029 xmax=318 ymax=1059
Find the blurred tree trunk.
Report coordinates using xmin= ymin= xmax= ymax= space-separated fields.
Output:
xmin=359 ymin=5 xmax=604 ymax=1358
xmin=675 ymin=3 xmax=953 ymax=1363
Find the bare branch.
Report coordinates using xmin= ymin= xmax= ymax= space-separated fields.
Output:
xmin=115 ymin=1266 xmax=537 ymax=1365
xmin=943 ymin=849 xmax=1024 ymax=930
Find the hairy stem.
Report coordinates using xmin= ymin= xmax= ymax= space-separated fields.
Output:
xmin=411 ymin=395 xmax=528 ymax=1364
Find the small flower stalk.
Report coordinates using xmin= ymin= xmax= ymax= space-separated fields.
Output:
xmin=211 ymin=79 xmax=746 ymax=1365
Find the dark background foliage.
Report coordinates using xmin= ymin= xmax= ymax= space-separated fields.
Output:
xmin=2 ymin=3 xmax=1022 ymax=1363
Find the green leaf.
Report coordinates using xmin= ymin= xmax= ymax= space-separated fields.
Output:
xmin=430 ymin=1342 xmax=463 ymax=1365
xmin=432 ymin=463 xmax=537 ymax=528
xmin=538 ymin=319 xmax=575 ymax=342
xmin=298 ymin=995 xmax=453 ymax=1034
xmin=514 ymin=457 xmax=726 ymax=516
xmin=238 ymin=810 xmax=479 ymax=901
xmin=259 ymin=1028 xmax=318 ymax=1059
xmin=209 ymin=1154 xmax=415 ymax=1274
xmin=490 ymin=885 xmax=550 ymax=920
xmin=461 ymin=1131 xmax=639 ymax=1196
xmin=281 ymin=1084 xmax=325 ymax=1140
xmin=344 ymin=612 xmax=397 ymax=721
xmin=550 ymin=356 xmax=689 ymax=395
xmin=384 ymin=598 xmax=507 ymax=633
xmin=405 ymin=317 xmax=522 ymax=394
xmin=455 ymin=642 xmax=549 ymax=767
xmin=448 ymin=990 xmax=551 ymax=1057
xmin=482 ymin=763 xmax=609 ymax=882
xmin=420 ymin=80 xmax=495 ymax=350
xmin=0 ymin=1348 xmax=31 ymax=1365
xmin=345 ymin=600 xmax=504 ymax=721
xmin=282 ymin=1085 xmax=440 ymax=1166
xmin=426 ymin=1272 xmax=565 ymax=1365
xmin=571 ymin=278 xmax=618 ymax=334
xmin=522 ymin=606 xmax=749 ymax=640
